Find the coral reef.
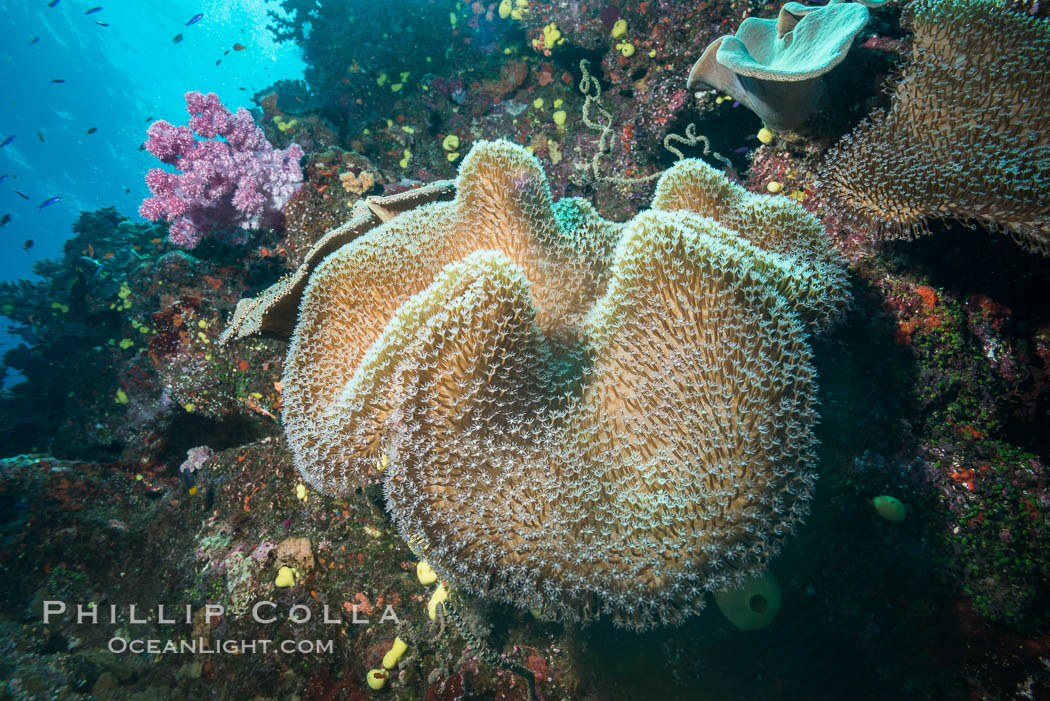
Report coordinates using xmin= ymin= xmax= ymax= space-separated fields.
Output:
xmin=267 ymin=0 xmax=483 ymax=130
xmin=3 ymin=1 xmax=1050 ymax=698
xmin=820 ymin=0 xmax=1050 ymax=253
xmin=253 ymin=78 xmax=318 ymax=116
xmin=0 ymin=210 xmax=168 ymax=459
xmin=140 ymin=92 xmax=305 ymax=249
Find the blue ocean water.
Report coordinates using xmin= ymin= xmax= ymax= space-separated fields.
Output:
xmin=0 ymin=0 xmax=305 ymax=367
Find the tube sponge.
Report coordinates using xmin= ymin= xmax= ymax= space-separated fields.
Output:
xmin=382 ymin=637 xmax=409 ymax=669
xmin=366 ymin=669 xmax=387 ymax=690
xmin=712 ymin=570 xmax=782 ymax=631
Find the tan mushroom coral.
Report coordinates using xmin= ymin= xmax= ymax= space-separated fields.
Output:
xmin=820 ymin=0 xmax=1050 ymax=253
xmin=227 ymin=140 xmax=848 ymax=629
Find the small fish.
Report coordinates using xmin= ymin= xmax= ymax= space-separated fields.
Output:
xmin=48 ymin=0 xmax=59 ymax=6
xmin=1 ymin=135 xmax=14 ymax=147
xmin=180 ymin=468 xmax=196 ymax=491
xmin=732 ymin=100 xmax=740 ymax=108
xmin=24 ymin=239 xmax=34 ymax=252
xmin=172 ymin=33 xmax=183 ymax=44
xmin=734 ymin=147 xmax=749 ymax=153
xmin=232 ymin=42 xmax=246 ymax=51
xmin=185 ymin=13 xmax=203 ymax=26
xmin=51 ymin=78 xmax=65 ymax=83
xmin=85 ymin=6 xmax=102 ymax=14
xmin=238 ymin=87 xmax=246 ymax=91
xmin=12 ymin=189 xmax=29 ymax=200
xmin=38 ymin=196 xmax=61 ymax=209
xmin=29 ymin=36 xmax=39 ymax=44
xmin=145 ymin=115 xmax=153 ymax=122
xmin=0 ymin=214 xmax=10 ymax=227
xmin=95 ymin=21 xmax=108 ymax=27
xmin=37 ymin=130 xmax=44 ymax=143
xmin=215 ymin=59 xmax=221 ymax=66
xmin=0 ymin=175 xmax=8 ymax=183
xmin=223 ymin=49 xmax=229 ymax=56
xmin=86 ymin=127 xmax=97 ymax=134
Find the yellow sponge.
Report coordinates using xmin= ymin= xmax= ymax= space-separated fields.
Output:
xmin=366 ymin=668 xmax=388 ymax=690
xmin=416 ymin=560 xmax=437 ymax=585
xmin=427 ymin=583 xmax=448 ymax=620
xmin=274 ymin=566 xmax=296 ymax=588
xmin=382 ymin=637 xmax=409 ymax=669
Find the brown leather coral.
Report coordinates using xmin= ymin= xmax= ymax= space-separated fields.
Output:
xmin=225 ymin=140 xmax=848 ymax=629
xmin=820 ymin=0 xmax=1050 ymax=253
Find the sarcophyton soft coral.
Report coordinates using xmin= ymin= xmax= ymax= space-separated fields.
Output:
xmin=225 ymin=140 xmax=848 ymax=630
xmin=821 ymin=0 xmax=1050 ymax=253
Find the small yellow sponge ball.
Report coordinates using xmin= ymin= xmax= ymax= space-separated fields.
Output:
xmin=553 ymin=110 xmax=567 ymax=127
xmin=442 ymin=134 xmax=460 ymax=152
xmin=416 ymin=560 xmax=438 ymax=585
xmin=382 ymin=637 xmax=409 ymax=669
xmin=274 ymin=566 xmax=296 ymax=588
xmin=611 ymin=19 xmax=627 ymax=38
xmin=767 ymin=181 xmax=784 ymax=194
xmin=757 ymin=127 xmax=774 ymax=144
xmin=366 ymin=669 xmax=388 ymax=690
xmin=427 ymin=583 xmax=448 ymax=620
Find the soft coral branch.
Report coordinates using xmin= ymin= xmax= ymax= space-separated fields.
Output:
xmin=139 ymin=91 xmax=304 ymax=248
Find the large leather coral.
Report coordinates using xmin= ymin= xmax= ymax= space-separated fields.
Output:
xmin=820 ymin=0 xmax=1050 ymax=254
xmin=227 ymin=140 xmax=848 ymax=629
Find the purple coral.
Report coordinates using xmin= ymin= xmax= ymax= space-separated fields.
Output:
xmin=139 ymin=91 xmax=304 ymax=248
xmin=179 ymin=445 xmax=214 ymax=474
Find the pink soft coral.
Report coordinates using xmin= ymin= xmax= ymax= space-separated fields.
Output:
xmin=139 ymin=91 xmax=304 ymax=248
